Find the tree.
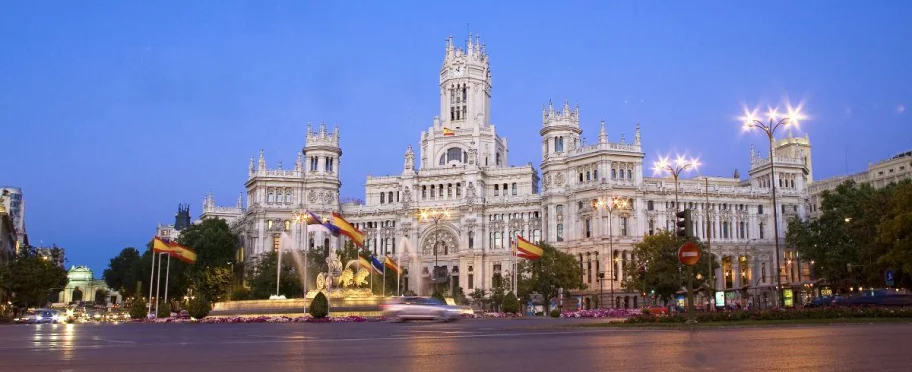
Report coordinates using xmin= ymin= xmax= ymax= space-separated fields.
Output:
xmin=502 ymin=291 xmax=520 ymax=314
xmin=245 ymin=251 xmax=303 ymax=299
xmin=489 ymin=274 xmax=508 ymax=311
xmin=178 ymin=219 xmax=239 ymax=303
xmin=517 ymin=242 xmax=584 ymax=312
xmin=621 ymin=231 xmax=716 ymax=305
xmin=103 ymin=247 xmax=142 ymax=297
xmin=469 ymin=288 xmax=487 ymax=310
xmin=310 ymin=292 xmax=328 ymax=318
xmin=877 ymin=181 xmax=912 ymax=282
xmin=0 ymin=247 xmax=68 ymax=311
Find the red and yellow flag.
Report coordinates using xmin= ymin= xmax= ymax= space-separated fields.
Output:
xmin=332 ymin=212 xmax=365 ymax=247
xmin=516 ymin=235 xmax=543 ymax=260
xmin=443 ymin=127 xmax=455 ymax=136
xmin=152 ymin=237 xmax=197 ymax=264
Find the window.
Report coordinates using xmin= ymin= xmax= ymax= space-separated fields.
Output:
xmin=447 ymin=184 xmax=453 ymax=198
xmin=325 ymin=157 xmax=334 ymax=172
xmin=422 ymin=186 xmax=427 ymax=199
xmin=761 ymin=262 xmax=767 ymax=283
xmin=612 ymin=169 xmax=617 ymax=179
xmin=627 ymin=170 xmax=632 ymax=180
xmin=586 ymin=171 xmax=591 ymax=181
xmin=759 ymin=222 xmax=765 ymax=239
xmin=555 ymin=136 xmax=564 ymax=153
xmin=310 ymin=157 xmax=318 ymax=171
xmin=556 ymin=205 xmax=563 ymax=215
xmin=267 ymin=220 xmax=274 ymax=229
xmin=647 ymin=200 xmax=654 ymax=210
xmin=494 ymin=184 xmax=499 ymax=196
xmin=758 ymin=205 xmax=764 ymax=215
xmin=512 ymin=183 xmax=517 ymax=196
xmin=619 ymin=169 xmax=624 ymax=179
xmin=468 ymin=274 xmax=474 ymax=289
xmin=494 ymin=232 xmax=503 ymax=249
xmin=380 ymin=193 xmax=385 ymax=204
xmin=648 ymin=220 xmax=655 ymax=235
xmin=273 ymin=235 xmax=280 ymax=252
xmin=468 ymin=232 xmax=474 ymax=249
xmin=285 ymin=190 xmax=292 ymax=204
xmin=585 ymin=218 xmax=591 ymax=238
xmin=456 ymin=183 xmax=462 ymax=197
xmin=557 ymin=224 xmax=564 ymax=242
xmin=722 ymin=222 xmax=729 ymax=239
xmin=284 ymin=220 xmax=291 ymax=231
xmin=496 ymin=153 xmax=502 ymax=166
xmin=739 ymin=222 xmax=745 ymax=239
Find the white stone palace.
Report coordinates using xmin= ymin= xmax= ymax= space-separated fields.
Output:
xmin=197 ymin=34 xmax=818 ymax=309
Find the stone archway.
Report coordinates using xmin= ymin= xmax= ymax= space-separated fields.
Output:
xmin=72 ymin=288 xmax=83 ymax=303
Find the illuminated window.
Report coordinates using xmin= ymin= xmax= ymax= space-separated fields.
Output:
xmin=273 ymin=235 xmax=280 ymax=252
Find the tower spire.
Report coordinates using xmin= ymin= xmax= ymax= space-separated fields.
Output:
xmin=634 ymin=123 xmax=641 ymax=145
xmin=258 ymin=149 xmax=265 ymax=170
xmin=599 ymin=121 xmax=607 ymax=143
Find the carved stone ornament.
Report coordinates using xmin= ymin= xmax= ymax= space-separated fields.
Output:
xmin=466 ymin=182 xmax=477 ymax=204
xmin=421 ymin=229 xmax=459 ymax=255
xmin=555 ymin=172 xmax=565 ymax=186
xmin=308 ymin=190 xmax=317 ymax=203
xmin=464 ymin=218 xmax=477 ymax=232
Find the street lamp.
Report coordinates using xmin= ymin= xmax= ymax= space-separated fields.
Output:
xmin=418 ymin=207 xmax=451 ymax=293
xmin=592 ymin=196 xmax=630 ymax=308
xmin=741 ymin=102 xmax=805 ymax=309
xmin=653 ymin=154 xmax=700 ymax=324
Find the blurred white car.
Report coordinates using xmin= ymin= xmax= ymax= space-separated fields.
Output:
xmin=382 ymin=297 xmax=461 ymax=322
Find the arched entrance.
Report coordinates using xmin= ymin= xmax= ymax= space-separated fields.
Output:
xmin=584 ymin=297 xmax=591 ymax=310
xmin=72 ymin=288 xmax=83 ymax=303
xmin=95 ymin=289 xmax=107 ymax=305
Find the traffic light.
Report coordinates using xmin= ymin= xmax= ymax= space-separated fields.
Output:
xmin=675 ymin=209 xmax=693 ymax=238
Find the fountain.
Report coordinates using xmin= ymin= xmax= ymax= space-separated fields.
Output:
xmin=211 ymin=232 xmax=384 ymax=317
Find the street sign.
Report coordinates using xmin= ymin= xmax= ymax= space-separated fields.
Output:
xmin=678 ymin=242 xmax=701 ymax=266
xmin=886 ymin=270 xmax=895 ymax=286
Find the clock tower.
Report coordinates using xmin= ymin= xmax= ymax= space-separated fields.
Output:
xmin=439 ymin=34 xmax=491 ymax=130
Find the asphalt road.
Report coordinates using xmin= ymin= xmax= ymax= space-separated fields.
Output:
xmin=2 ymin=318 xmax=911 ymax=372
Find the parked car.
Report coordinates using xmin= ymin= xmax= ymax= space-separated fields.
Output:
xmin=806 ymin=295 xmax=844 ymax=308
xmin=15 ymin=309 xmax=61 ymax=324
xmin=834 ymin=289 xmax=912 ymax=307
xmin=382 ymin=296 xmax=461 ymax=322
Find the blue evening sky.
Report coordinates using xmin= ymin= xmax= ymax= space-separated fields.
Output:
xmin=1 ymin=1 xmax=909 ymax=274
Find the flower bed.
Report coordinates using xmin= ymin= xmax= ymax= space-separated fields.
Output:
xmin=625 ymin=307 xmax=912 ymax=324
xmin=560 ymin=308 xmax=641 ymax=318
xmin=135 ymin=315 xmax=378 ymax=324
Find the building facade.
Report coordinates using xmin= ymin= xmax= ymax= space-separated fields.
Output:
xmin=54 ymin=266 xmax=122 ymax=306
xmin=1 ymin=186 xmax=27 ymax=254
xmin=808 ymin=150 xmax=912 ymax=218
xmin=199 ymin=34 xmax=814 ymax=309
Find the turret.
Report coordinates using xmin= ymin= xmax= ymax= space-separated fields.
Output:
xmin=540 ymin=99 xmax=583 ymax=159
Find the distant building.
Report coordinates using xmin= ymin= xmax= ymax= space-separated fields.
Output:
xmin=808 ymin=150 xmax=912 ymax=218
xmin=0 ymin=207 xmax=15 ymax=266
xmin=155 ymin=203 xmax=196 ymax=242
xmin=0 ymin=186 xmax=27 ymax=254
xmin=54 ymin=266 xmax=122 ymax=306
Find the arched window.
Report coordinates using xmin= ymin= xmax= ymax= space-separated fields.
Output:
xmin=267 ymin=190 xmax=275 ymax=203
xmin=512 ymin=183 xmax=517 ymax=196
xmin=612 ymin=169 xmax=617 ymax=179
xmin=388 ymin=191 xmax=394 ymax=203
xmin=285 ymin=190 xmax=292 ymax=204
xmin=380 ymin=193 xmax=385 ymax=204
xmin=284 ymin=220 xmax=291 ymax=231
xmin=496 ymin=152 xmax=502 ymax=166
xmin=586 ymin=171 xmax=591 ymax=181
xmin=627 ymin=170 xmax=632 ymax=180
xmin=443 ymin=147 xmax=463 ymax=164
xmin=277 ymin=192 xmax=284 ymax=203
xmin=594 ymin=170 xmax=598 ymax=180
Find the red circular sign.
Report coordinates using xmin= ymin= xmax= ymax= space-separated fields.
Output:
xmin=678 ymin=242 xmax=701 ymax=266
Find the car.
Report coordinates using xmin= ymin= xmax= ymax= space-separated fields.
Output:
xmin=835 ymin=289 xmax=912 ymax=307
xmin=15 ymin=309 xmax=61 ymax=324
xmin=806 ymin=295 xmax=844 ymax=308
xmin=644 ymin=305 xmax=668 ymax=315
xmin=382 ymin=296 xmax=461 ymax=322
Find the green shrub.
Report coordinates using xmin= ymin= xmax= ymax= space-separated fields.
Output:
xmin=503 ymin=292 xmax=520 ymax=314
xmin=431 ymin=290 xmax=446 ymax=302
xmin=550 ymin=309 xmax=561 ymax=318
xmin=129 ymin=298 xmax=147 ymax=319
xmin=625 ymin=307 xmax=912 ymax=324
xmin=156 ymin=301 xmax=171 ymax=319
xmin=231 ymin=287 xmax=253 ymax=301
xmin=310 ymin=292 xmax=329 ymax=319
xmin=187 ymin=297 xmax=211 ymax=319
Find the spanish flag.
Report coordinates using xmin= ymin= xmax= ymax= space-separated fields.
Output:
xmin=443 ymin=127 xmax=455 ymax=136
xmin=384 ymin=256 xmax=400 ymax=275
xmin=516 ymin=235 xmax=543 ymax=260
xmin=357 ymin=257 xmax=376 ymax=273
xmin=332 ymin=212 xmax=365 ymax=247
xmin=152 ymin=237 xmax=197 ymax=264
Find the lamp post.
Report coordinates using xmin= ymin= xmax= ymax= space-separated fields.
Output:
xmin=597 ymin=272 xmax=605 ymax=308
xmin=653 ymin=155 xmax=700 ymax=324
xmin=418 ymin=207 xmax=450 ymax=294
xmin=291 ymin=210 xmax=309 ymax=312
xmin=742 ymin=103 xmax=805 ymax=309
xmin=592 ymin=196 xmax=630 ymax=308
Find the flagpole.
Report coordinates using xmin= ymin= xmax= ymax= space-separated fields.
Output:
xmin=147 ymin=247 xmax=156 ymax=317
xmin=513 ymin=236 xmax=518 ymax=294
xmin=303 ymin=222 xmax=308 ymax=314
xmin=155 ymin=252 xmax=163 ymax=317
xmin=163 ymin=254 xmax=171 ymax=315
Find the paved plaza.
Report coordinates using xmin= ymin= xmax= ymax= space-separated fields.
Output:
xmin=2 ymin=319 xmax=911 ymax=371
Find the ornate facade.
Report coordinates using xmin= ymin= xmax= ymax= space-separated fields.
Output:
xmin=200 ymin=34 xmax=815 ymax=308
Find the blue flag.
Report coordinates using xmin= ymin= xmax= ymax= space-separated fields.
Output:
xmin=370 ymin=255 xmax=384 ymax=274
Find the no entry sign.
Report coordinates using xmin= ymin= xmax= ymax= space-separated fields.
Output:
xmin=678 ymin=242 xmax=701 ymax=266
